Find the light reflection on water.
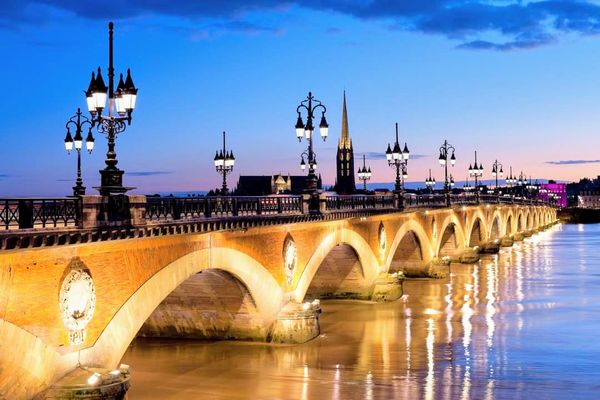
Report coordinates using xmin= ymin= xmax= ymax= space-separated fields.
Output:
xmin=122 ymin=223 xmax=600 ymax=399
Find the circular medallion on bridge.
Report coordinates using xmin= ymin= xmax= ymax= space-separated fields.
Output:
xmin=283 ymin=235 xmax=297 ymax=286
xmin=378 ymin=222 xmax=386 ymax=258
xmin=59 ymin=268 xmax=96 ymax=346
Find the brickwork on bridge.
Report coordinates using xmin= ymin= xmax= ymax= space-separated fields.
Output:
xmin=0 ymin=203 xmax=558 ymax=399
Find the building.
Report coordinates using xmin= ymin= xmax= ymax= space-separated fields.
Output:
xmin=235 ymin=174 xmax=322 ymax=196
xmin=539 ymin=182 xmax=567 ymax=208
xmin=333 ymin=92 xmax=356 ymax=194
xmin=578 ymin=191 xmax=600 ymax=209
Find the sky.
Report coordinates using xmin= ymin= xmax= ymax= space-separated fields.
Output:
xmin=2 ymin=0 xmax=600 ymax=196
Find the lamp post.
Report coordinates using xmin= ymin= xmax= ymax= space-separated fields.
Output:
xmin=527 ymin=177 xmax=539 ymax=201
xmin=64 ymin=108 xmax=95 ymax=196
xmin=468 ymin=151 xmax=484 ymax=203
xmin=491 ymin=159 xmax=504 ymax=189
xmin=214 ymin=131 xmax=235 ymax=195
xmin=295 ymin=92 xmax=328 ymax=194
xmin=463 ymin=176 xmax=473 ymax=192
xmin=84 ymin=22 xmax=138 ymax=196
xmin=425 ymin=168 xmax=436 ymax=193
xmin=385 ymin=123 xmax=410 ymax=210
xmin=517 ymin=171 xmax=528 ymax=198
xmin=357 ymin=154 xmax=372 ymax=191
xmin=506 ymin=166 xmax=517 ymax=199
xmin=438 ymin=140 xmax=456 ymax=207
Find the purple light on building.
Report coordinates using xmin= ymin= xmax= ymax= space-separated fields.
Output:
xmin=539 ymin=182 xmax=567 ymax=208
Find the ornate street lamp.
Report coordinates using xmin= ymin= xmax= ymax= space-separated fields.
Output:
xmin=491 ymin=159 xmax=504 ymax=189
xmin=385 ymin=123 xmax=410 ymax=210
xmin=468 ymin=151 xmax=484 ymax=203
xmin=526 ymin=177 xmax=539 ymax=200
xmin=295 ymin=92 xmax=328 ymax=194
xmin=357 ymin=154 xmax=372 ymax=191
xmin=438 ymin=140 xmax=456 ymax=207
xmin=425 ymin=168 xmax=436 ymax=193
xmin=64 ymin=108 xmax=95 ymax=196
xmin=463 ymin=176 xmax=473 ymax=191
xmin=84 ymin=22 xmax=138 ymax=196
xmin=506 ymin=166 xmax=516 ymax=186
xmin=515 ymin=171 xmax=529 ymax=199
xmin=214 ymin=131 xmax=235 ymax=195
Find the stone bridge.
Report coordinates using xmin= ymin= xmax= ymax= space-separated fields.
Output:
xmin=0 ymin=201 xmax=557 ymax=398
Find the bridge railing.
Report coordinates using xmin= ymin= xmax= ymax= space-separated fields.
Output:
xmin=0 ymin=198 xmax=81 ymax=230
xmin=324 ymin=195 xmax=394 ymax=211
xmin=405 ymin=194 xmax=447 ymax=208
xmin=0 ymin=193 xmax=555 ymax=234
xmin=145 ymin=195 xmax=303 ymax=222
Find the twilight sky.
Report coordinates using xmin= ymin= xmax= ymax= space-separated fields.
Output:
xmin=2 ymin=0 xmax=600 ymax=196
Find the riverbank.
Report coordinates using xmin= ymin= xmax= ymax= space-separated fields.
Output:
xmin=558 ymin=207 xmax=600 ymax=223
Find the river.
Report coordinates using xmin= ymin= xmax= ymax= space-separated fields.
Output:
xmin=122 ymin=223 xmax=600 ymax=399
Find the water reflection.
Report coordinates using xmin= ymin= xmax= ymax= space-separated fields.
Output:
xmin=123 ymin=224 xmax=600 ymax=400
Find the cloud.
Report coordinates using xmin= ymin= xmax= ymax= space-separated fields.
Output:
xmin=364 ymin=152 xmax=427 ymax=160
xmin=545 ymin=159 xmax=600 ymax=165
xmin=127 ymin=171 xmax=173 ymax=177
xmin=4 ymin=1 xmax=600 ymax=50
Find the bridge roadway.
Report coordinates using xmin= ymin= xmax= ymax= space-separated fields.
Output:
xmin=0 ymin=193 xmax=558 ymax=399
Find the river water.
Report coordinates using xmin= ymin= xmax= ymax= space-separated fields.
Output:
xmin=122 ymin=223 xmax=600 ymax=399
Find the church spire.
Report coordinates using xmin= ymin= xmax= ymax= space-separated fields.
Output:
xmin=334 ymin=90 xmax=356 ymax=194
xmin=339 ymin=90 xmax=351 ymax=149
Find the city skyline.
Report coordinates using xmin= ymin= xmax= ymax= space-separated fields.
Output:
xmin=2 ymin=1 xmax=600 ymax=196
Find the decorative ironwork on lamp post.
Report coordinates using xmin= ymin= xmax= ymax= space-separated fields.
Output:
xmin=357 ymin=154 xmax=372 ymax=191
xmin=425 ymin=168 xmax=436 ymax=193
xmin=64 ymin=108 xmax=95 ymax=196
xmin=468 ymin=151 xmax=484 ymax=203
xmin=438 ymin=140 xmax=456 ymax=207
xmin=84 ymin=22 xmax=138 ymax=196
xmin=491 ymin=159 xmax=504 ymax=189
xmin=295 ymin=92 xmax=328 ymax=194
xmin=385 ymin=123 xmax=410 ymax=210
xmin=214 ymin=131 xmax=235 ymax=195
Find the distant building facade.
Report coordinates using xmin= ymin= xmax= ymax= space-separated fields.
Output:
xmin=539 ymin=182 xmax=567 ymax=208
xmin=578 ymin=191 xmax=600 ymax=209
xmin=334 ymin=92 xmax=356 ymax=194
xmin=235 ymin=174 xmax=322 ymax=196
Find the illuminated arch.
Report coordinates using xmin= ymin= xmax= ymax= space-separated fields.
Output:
xmin=294 ymin=228 xmax=379 ymax=303
xmin=78 ymin=247 xmax=283 ymax=371
xmin=465 ymin=209 xmax=489 ymax=247
xmin=489 ymin=209 xmax=503 ymax=240
xmin=435 ymin=212 xmax=467 ymax=256
xmin=385 ymin=219 xmax=434 ymax=271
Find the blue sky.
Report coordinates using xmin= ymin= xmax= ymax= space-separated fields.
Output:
xmin=2 ymin=1 xmax=600 ymax=196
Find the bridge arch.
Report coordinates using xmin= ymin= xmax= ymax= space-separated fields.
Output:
xmin=465 ymin=210 xmax=489 ymax=247
xmin=489 ymin=210 xmax=503 ymax=240
xmin=436 ymin=213 xmax=466 ymax=257
xmin=294 ymin=228 xmax=379 ymax=303
xmin=79 ymin=247 xmax=283 ymax=371
xmin=517 ymin=210 xmax=525 ymax=232
xmin=504 ymin=210 xmax=515 ymax=236
xmin=386 ymin=219 xmax=433 ymax=275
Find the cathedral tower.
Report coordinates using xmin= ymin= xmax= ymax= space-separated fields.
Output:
xmin=334 ymin=92 xmax=356 ymax=194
